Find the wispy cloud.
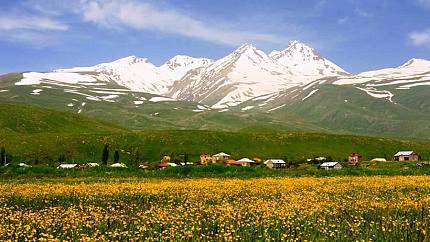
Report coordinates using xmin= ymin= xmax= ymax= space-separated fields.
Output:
xmin=0 ymin=15 xmax=68 ymax=31
xmin=409 ymin=29 xmax=430 ymax=47
xmin=79 ymin=0 xmax=284 ymax=46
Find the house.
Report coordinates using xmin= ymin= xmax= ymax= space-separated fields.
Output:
xmin=180 ymin=162 xmax=194 ymax=166
xmin=212 ymin=152 xmax=230 ymax=162
xmin=158 ymin=162 xmax=169 ymax=169
xmin=138 ymin=164 xmax=149 ymax=169
xmin=167 ymin=162 xmax=178 ymax=167
xmin=264 ymin=159 xmax=286 ymax=169
xmin=394 ymin=151 xmax=418 ymax=161
xmin=57 ymin=164 xmax=78 ymax=169
xmin=371 ymin=158 xmax=387 ymax=162
xmin=320 ymin=162 xmax=342 ymax=170
xmin=86 ymin=162 xmax=99 ymax=167
xmin=200 ymin=154 xmax=213 ymax=164
xmin=110 ymin=163 xmax=127 ymax=168
xmin=315 ymin=157 xmax=327 ymax=162
xmin=162 ymin=156 xmax=171 ymax=162
xmin=237 ymin=158 xmax=255 ymax=167
xmin=225 ymin=159 xmax=241 ymax=166
xmin=348 ymin=152 xmax=362 ymax=166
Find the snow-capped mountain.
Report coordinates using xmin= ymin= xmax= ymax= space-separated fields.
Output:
xmin=270 ymin=40 xmax=349 ymax=80
xmin=168 ymin=43 xmax=300 ymax=108
xmin=12 ymin=40 xmax=430 ymax=110
xmin=17 ymin=55 xmax=213 ymax=94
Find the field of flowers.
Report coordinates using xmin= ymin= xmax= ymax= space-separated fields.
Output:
xmin=1 ymin=176 xmax=430 ymax=241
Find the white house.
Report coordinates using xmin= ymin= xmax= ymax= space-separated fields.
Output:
xmin=264 ymin=159 xmax=286 ymax=169
xmin=319 ymin=162 xmax=342 ymax=170
xmin=371 ymin=158 xmax=387 ymax=162
xmin=394 ymin=151 xmax=418 ymax=161
xmin=212 ymin=152 xmax=231 ymax=163
xmin=110 ymin=163 xmax=128 ymax=168
xmin=57 ymin=164 xmax=78 ymax=169
xmin=237 ymin=158 xmax=255 ymax=167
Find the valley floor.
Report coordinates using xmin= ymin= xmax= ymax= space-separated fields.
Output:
xmin=1 ymin=175 xmax=429 ymax=241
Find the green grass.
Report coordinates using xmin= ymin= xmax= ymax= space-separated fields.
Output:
xmin=0 ymin=103 xmax=124 ymax=134
xmin=2 ymin=161 xmax=430 ymax=180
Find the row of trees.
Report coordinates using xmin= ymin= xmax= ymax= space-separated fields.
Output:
xmin=101 ymin=144 xmax=120 ymax=165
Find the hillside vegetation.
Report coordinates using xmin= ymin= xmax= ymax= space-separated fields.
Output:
xmin=0 ymin=103 xmax=124 ymax=134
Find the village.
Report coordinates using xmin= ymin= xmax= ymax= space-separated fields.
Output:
xmin=41 ymin=150 xmax=421 ymax=170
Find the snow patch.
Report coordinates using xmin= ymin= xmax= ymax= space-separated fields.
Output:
xmin=302 ymin=89 xmax=319 ymax=101
xmin=134 ymin=101 xmax=144 ymax=105
xmin=241 ymin=106 xmax=255 ymax=111
xmin=149 ymin=97 xmax=176 ymax=102
xmin=31 ymin=89 xmax=43 ymax=95
xmin=268 ymin=104 xmax=286 ymax=112
xmin=67 ymin=103 xmax=74 ymax=107
xmin=356 ymin=87 xmax=394 ymax=103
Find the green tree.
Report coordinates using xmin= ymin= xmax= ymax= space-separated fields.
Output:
xmin=102 ymin=144 xmax=109 ymax=165
xmin=0 ymin=147 xmax=5 ymax=166
xmin=114 ymin=150 xmax=120 ymax=163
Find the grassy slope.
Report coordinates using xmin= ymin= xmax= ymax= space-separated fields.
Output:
xmin=283 ymin=84 xmax=430 ymax=139
xmin=0 ymin=84 xmax=327 ymax=132
xmin=0 ymin=103 xmax=124 ymax=134
xmin=2 ymin=129 xmax=430 ymax=165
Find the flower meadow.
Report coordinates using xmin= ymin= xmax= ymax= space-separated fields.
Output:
xmin=1 ymin=176 xmax=430 ymax=241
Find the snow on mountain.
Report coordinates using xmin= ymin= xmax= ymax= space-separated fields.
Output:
xmin=14 ymin=40 xmax=430 ymax=110
xmin=168 ymin=43 xmax=299 ymax=108
xmin=158 ymin=55 xmax=213 ymax=84
xmin=334 ymin=58 xmax=430 ymax=86
xmin=19 ymin=55 xmax=213 ymax=94
xmin=270 ymin=41 xmax=349 ymax=81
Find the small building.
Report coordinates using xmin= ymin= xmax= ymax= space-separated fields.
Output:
xmin=264 ymin=159 xmax=286 ymax=169
xmin=86 ymin=162 xmax=99 ymax=167
xmin=158 ymin=162 xmax=169 ymax=169
xmin=237 ymin=158 xmax=255 ymax=167
xmin=315 ymin=157 xmax=327 ymax=162
xmin=348 ymin=152 xmax=362 ymax=166
xmin=167 ymin=162 xmax=178 ymax=167
xmin=200 ymin=154 xmax=213 ymax=164
xmin=320 ymin=162 xmax=342 ymax=170
xmin=162 ymin=156 xmax=171 ymax=162
xmin=138 ymin=164 xmax=149 ymax=169
xmin=212 ymin=152 xmax=231 ymax=163
xmin=370 ymin=158 xmax=387 ymax=162
xmin=57 ymin=164 xmax=78 ymax=169
xmin=225 ymin=159 xmax=241 ymax=166
xmin=394 ymin=151 xmax=418 ymax=161
xmin=110 ymin=163 xmax=127 ymax=168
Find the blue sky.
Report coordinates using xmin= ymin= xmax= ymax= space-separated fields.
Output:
xmin=1 ymin=0 xmax=430 ymax=74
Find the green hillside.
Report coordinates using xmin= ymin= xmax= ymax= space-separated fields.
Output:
xmin=0 ymin=103 xmax=124 ymax=134
xmin=1 ymin=129 xmax=430 ymax=165
xmin=0 ymin=85 xmax=326 ymax=132
xmin=282 ymin=84 xmax=430 ymax=139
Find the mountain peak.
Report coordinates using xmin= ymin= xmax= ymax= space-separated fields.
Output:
xmin=235 ymin=43 xmax=258 ymax=53
xmin=112 ymin=56 xmax=149 ymax=65
xmin=400 ymin=58 xmax=430 ymax=68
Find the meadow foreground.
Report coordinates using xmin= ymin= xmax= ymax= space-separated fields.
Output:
xmin=1 ymin=176 xmax=429 ymax=241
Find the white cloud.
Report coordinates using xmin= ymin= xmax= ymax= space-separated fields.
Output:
xmin=409 ymin=30 xmax=430 ymax=46
xmin=0 ymin=15 xmax=68 ymax=31
xmin=78 ymin=0 xmax=284 ymax=46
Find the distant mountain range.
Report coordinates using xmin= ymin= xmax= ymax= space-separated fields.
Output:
xmin=1 ymin=41 xmax=430 ymax=139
